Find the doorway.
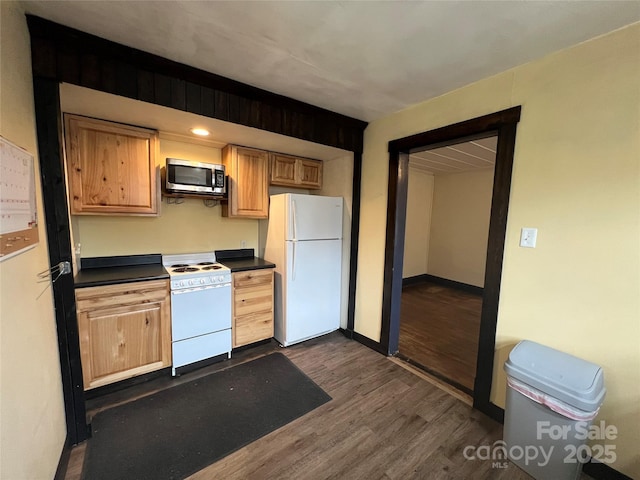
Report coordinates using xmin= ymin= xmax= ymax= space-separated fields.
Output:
xmin=398 ymin=137 xmax=497 ymax=394
xmin=380 ymin=107 xmax=521 ymax=418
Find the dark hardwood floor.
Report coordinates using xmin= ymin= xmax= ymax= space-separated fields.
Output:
xmin=65 ymin=332 xmax=549 ymax=479
xmin=399 ymin=281 xmax=482 ymax=392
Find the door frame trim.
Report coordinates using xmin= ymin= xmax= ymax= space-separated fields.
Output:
xmin=381 ymin=107 xmax=521 ymax=416
xmin=33 ymin=77 xmax=89 ymax=444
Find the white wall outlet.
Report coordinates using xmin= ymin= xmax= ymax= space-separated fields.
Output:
xmin=520 ymin=228 xmax=538 ymax=248
xmin=241 ymin=240 xmax=247 ymax=248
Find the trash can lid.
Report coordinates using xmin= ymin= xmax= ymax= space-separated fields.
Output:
xmin=504 ymin=340 xmax=605 ymax=412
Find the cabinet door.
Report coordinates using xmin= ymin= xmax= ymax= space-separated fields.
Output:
xmin=297 ymin=158 xmax=323 ymax=189
xmin=234 ymin=312 xmax=273 ymax=348
xmin=76 ymin=280 xmax=171 ymax=390
xmin=270 ymin=153 xmax=297 ymax=186
xmin=223 ymin=145 xmax=269 ymax=218
xmin=232 ymin=269 xmax=274 ymax=347
xmin=64 ymin=114 xmax=159 ymax=215
xmin=269 ymin=153 xmax=323 ymax=190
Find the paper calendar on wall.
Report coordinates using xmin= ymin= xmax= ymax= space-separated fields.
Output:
xmin=0 ymin=136 xmax=39 ymax=261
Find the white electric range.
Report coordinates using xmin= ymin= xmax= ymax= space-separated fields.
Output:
xmin=162 ymin=252 xmax=232 ymax=375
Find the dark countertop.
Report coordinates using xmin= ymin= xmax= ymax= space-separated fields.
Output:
xmin=74 ymin=254 xmax=169 ymax=288
xmin=219 ymin=256 xmax=275 ymax=272
xmin=215 ymin=248 xmax=275 ymax=273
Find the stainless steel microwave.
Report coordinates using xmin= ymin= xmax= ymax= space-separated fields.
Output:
xmin=165 ymin=158 xmax=226 ymax=196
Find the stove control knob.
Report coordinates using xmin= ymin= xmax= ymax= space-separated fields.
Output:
xmin=200 ymin=278 xmax=205 ymax=284
xmin=217 ymin=275 xmax=224 ymax=282
xmin=179 ymin=281 xmax=184 ymax=287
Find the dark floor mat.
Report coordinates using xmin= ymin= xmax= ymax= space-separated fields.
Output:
xmin=82 ymin=352 xmax=331 ymax=480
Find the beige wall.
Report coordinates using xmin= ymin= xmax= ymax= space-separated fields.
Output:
xmin=75 ymin=139 xmax=259 ymax=258
xmin=402 ymin=167 xmax=434 ymax=278
xmin=427 ymin=168 xmax=493 ymax=287
xmin=318 ymin=154 xmax=354 ymax=329
xmin=0 ymin=2 xmax=67 ymax=478
xmin=356 ymin=23 xmax=640 ymax=478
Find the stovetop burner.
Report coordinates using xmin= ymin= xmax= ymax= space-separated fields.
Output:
xmin=162 ymin=253 xmax=230 ymax=283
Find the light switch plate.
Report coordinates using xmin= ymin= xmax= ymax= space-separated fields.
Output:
xmin=520 ymin=228 xmax=537 ymax=248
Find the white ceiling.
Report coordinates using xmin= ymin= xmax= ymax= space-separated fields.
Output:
xmin=22 ymin=1 xmax=640 ymax=122
xmin=410 ymin=136 xmax=497 ymax=175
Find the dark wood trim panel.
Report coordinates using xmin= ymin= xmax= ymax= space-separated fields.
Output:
xmin=53 ymin=435 xmax=71 ymax=480
xmin=483 ymin=402 xmax=506 ymax=424
xmin=380 ymin=151 xmax=410 ymax=354
xmin=33 ymin=77 xmax=89 ymax=445
xmin=339 ymin=328 xmax=387 ymax=356
xmin=382 ymin=106 xmax=521 ymax=417
xmin=352 ymin=331 xmax=388 ymax=355
xmin=473 ymin=120 xmax=518 ymax=414
xmin=388 ymin=107 xmax=521 ymax=153
xmin=26 ymin=15 xmax=367 ymax=153
xmin=402 ymin=273 xmax=484 ymax=296
xmin=583 ymin=460 xmax=634 ymax=480
xmin=346 ymin=152 xmax=363 ymax=332
xmin=379 ymin=150 xmax=399 ymax=351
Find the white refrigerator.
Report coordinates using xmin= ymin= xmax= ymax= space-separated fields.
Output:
xmin=264 ymin=193 xmax=343 ymax=347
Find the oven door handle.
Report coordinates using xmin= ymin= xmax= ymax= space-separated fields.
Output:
xmin=171 ymin=284 xmax=230 ymax=295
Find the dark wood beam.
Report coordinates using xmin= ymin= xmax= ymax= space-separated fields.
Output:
xmin=26 ymin=15 xmax=367 ymax=153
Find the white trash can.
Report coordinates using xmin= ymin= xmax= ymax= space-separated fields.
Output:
xmin=503 ymin=340 xmax=606 ymax=480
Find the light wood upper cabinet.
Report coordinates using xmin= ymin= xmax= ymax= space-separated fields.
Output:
xmin=221 ymin=145 xmax=269 ymax=219
xmin=270 ymin=153 xmax=323 ymax=190
xmin=270 ymin=153 xmax=297 ymax=185
xmin=75 ymin=279 xmax=171 ymax=390
xmin=64 ymin=114 xmax=159 ymax=216
xmin=232 ymin=269 xmax=274 ymax=348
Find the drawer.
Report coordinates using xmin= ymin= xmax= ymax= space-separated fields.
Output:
xmin=76 ymin=280 xmax=169 ymax=312
xmin=234 ymin=311 xmax=273 ymax=347
xmin=172 ymin=329 xmax=231 ymax=371
xmin=233 ymin=269 xmax=273 ymax=289
xmin=234 ymin=284 xmax=273 ymax=316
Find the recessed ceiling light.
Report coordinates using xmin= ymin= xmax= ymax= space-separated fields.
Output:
xmin=190 ymin=128 xmax=210 ymax=136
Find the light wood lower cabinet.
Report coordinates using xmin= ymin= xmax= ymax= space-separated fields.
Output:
xmin=75 ymin=279 xmax=171 ymax=390
xmin=232 ymin=269 xmax=274 ymax=348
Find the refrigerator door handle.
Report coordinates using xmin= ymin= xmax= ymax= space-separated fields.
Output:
xmin=291 ymin=240 xmax=297 ymax=281
xmin=292 ymin=199 xmax=298 ymax=241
